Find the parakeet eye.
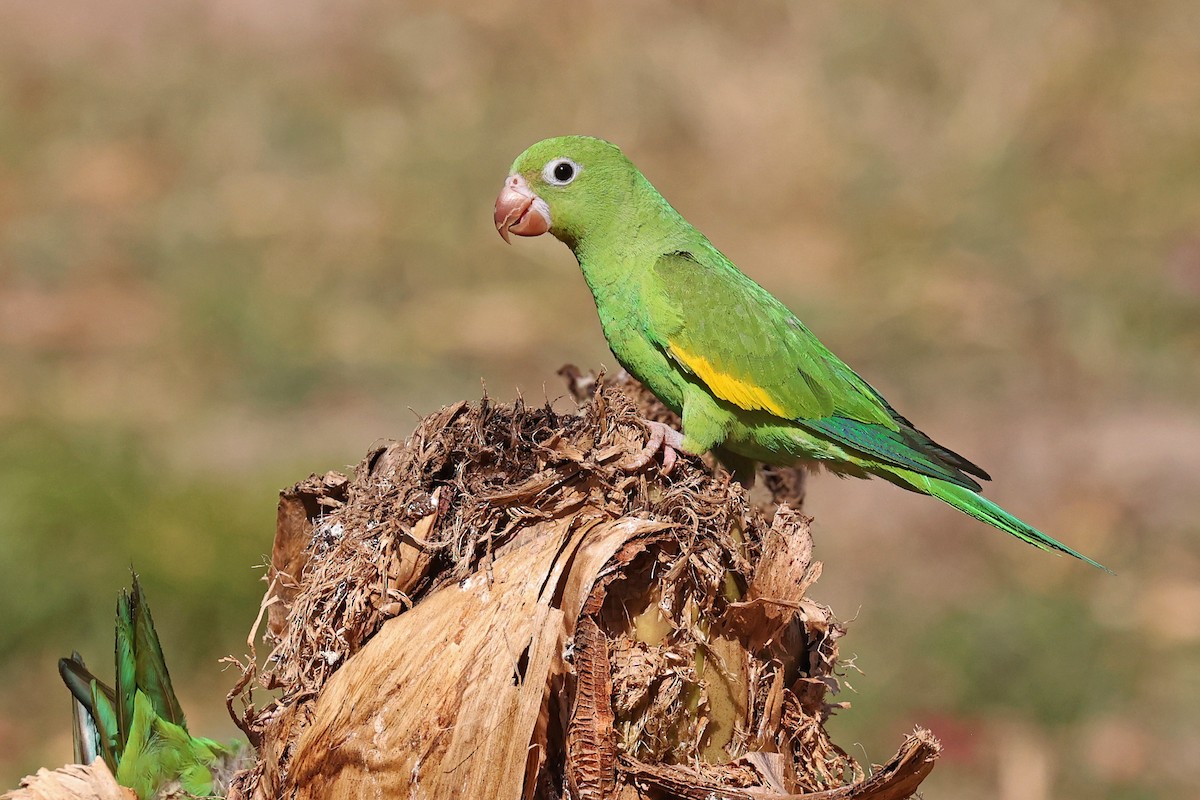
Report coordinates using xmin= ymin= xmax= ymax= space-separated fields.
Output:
xmin=543 ymin=158 xmax=581 ymax=186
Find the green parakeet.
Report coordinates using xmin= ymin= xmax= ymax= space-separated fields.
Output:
xmin=58 ymin=574 xmax=244 ymax=799
xmin=494 ymin=135 xmax=1107 ymax=571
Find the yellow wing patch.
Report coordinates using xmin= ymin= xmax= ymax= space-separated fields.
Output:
xmin=669 ymin=345 xmax=789 ymax=417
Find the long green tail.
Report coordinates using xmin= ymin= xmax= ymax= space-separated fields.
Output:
xmin=891 ymin=470 xmax=1112 ymax=573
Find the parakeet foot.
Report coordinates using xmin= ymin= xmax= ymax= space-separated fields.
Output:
xmin=620 ymin=420 xmax=687 ymax=474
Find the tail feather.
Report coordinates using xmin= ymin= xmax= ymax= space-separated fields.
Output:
xmin=893 ymin=471 xmax=1112 ymax=573
xmin=115 ymin=590 xmax=137 ymax=757
xmin=90 ymin=680 xmax=121 ymax=770
xmin=129 ymin=575 xmax=187 ymax=729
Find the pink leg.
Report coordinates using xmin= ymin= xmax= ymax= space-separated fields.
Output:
xmin=620 ymin=420 xmax=687 ymax=473
xmin=660 ymin=444 xmax=678 ymax=475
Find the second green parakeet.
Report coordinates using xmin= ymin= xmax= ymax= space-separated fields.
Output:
xmin=59 ymin=574 xmax=244 ymax=799
xmin=494 ymin=135 xmax=1107 ymax=572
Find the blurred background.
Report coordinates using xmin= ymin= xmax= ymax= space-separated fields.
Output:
xmin=1 ymin=1 xmax=1197 ymax=797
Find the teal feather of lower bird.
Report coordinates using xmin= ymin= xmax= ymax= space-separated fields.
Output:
xmin=58 ymin=574 xmax=245 ymax=799
xmin=495 ymin=135 xmax=1110 ymax=573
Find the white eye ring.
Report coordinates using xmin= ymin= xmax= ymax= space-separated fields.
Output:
xmin=543 ymin=158 xmax=582 ymax=186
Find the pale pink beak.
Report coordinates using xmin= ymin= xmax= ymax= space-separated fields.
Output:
xmin=494 ymin=174 xmax=551 ymax=243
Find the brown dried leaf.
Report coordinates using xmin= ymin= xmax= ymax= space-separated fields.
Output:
xmin=567 ymin=618 xmax=617 ymax=800
xmin=723 ymin=507 xmax=820 ymax=653
xmin=622 ymin=727 xmax=939 ymax=799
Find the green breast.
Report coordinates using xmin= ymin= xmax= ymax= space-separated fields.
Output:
xmin=582 ymin=263 xmax=687 ymax=415
xmin=601 ymin=312 xmax=686 ymax=414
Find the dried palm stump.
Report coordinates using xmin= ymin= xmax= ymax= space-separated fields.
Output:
xmin=226 ymin=372 xmax=940 ymax=800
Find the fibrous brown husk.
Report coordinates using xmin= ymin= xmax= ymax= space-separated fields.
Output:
xmin=2 ymin=760 xmax=132 ymax=800
xmin=225 ymin=370 xmax=940 ymax=800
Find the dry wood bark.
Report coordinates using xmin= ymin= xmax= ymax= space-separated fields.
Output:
xmin=223 ymin=371 xmax=941 ymax=800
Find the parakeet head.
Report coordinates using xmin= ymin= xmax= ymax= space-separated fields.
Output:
xmin=495 ymin=135 xmax=638 ymax=249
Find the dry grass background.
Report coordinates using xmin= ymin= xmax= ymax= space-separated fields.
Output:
xmin=0 ymin=1 xmax=1197 ymax=798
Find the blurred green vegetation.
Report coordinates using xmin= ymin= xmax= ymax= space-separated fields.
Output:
xmin=1 ymin=2 xmax=1198 ymax=797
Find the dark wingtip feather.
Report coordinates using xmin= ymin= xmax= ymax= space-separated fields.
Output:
xmin=63 ymin=652 xmax=93 ymax=764
xmin=59 ymin=654 xmax=99 ymax=709
xmin=801 ymin=416 xmax=985 ymax=491
xmin=59 ymin=653 xmax=118 ymax=712
xmin=60 ymin=652 xmax=119 ymax=769
xmin=864 ymin=386 xmax=993 ymax=482
xmin=891 ymin=413 xmax=992 ymax=483
xmin=917 ymin=436 xmax=991 ymax=482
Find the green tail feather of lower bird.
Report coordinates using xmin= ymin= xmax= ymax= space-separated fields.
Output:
xmin=58 ymin=571 xmax=242 ymax=800
xmin=889 ymin=470 xmax=1113 ymax=573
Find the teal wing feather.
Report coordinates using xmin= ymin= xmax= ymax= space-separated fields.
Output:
xmin=89 ymin=680 xmax=121 ymax=771
xmin=641 ymin=250 xmax=987 ymax=489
